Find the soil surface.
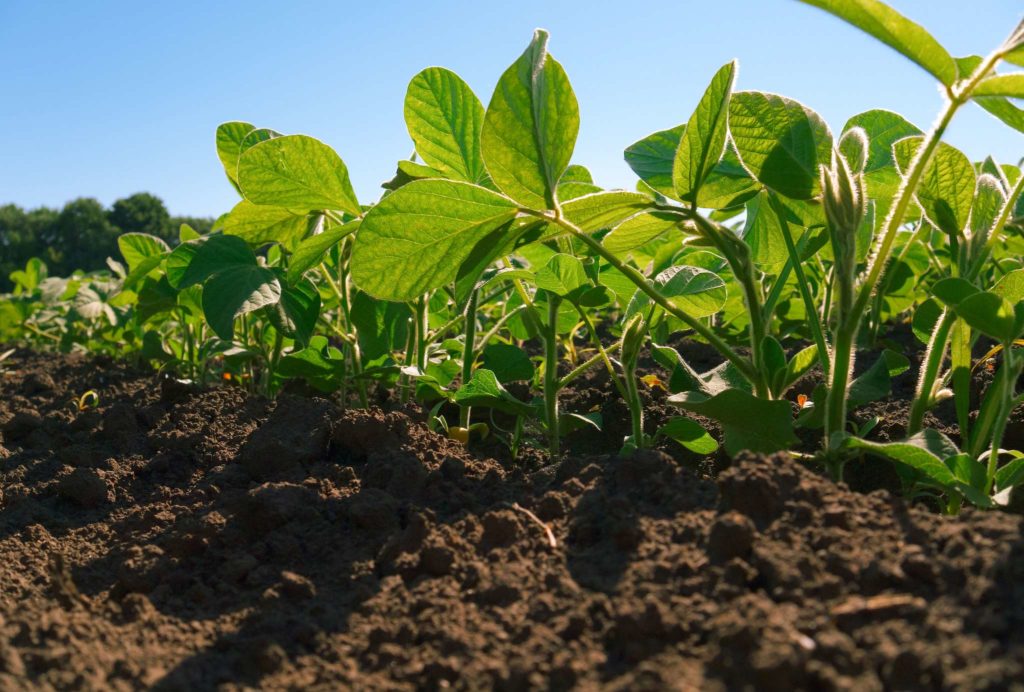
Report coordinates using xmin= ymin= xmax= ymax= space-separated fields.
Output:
xmin=2 ymin=348 xmax=1024 ymax=690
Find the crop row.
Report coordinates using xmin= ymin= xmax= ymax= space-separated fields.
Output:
xmin=3 ymin=0 xmax=1024 ymax=514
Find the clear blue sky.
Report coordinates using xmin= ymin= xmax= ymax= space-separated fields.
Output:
xmin=1 ymin=1 xmax=1021 ymax=218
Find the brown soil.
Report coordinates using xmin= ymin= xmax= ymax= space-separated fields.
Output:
xmin=2 ymin=349 xmax=1024 ymax=690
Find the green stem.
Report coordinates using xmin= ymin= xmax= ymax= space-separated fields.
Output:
xmin=415 ymin=294 xmax=429 ymax=373
xmin=532 ymin=210 xmax=761 ymax=390
xmin=459 ymin=287 xmax=479 ymax=428
xmin=767 ymin=192 xmax=831 ymax=379
xmin=623 ymin=359 xmax=644 ymax=448
xmin=986 ymin=349 xmax=1020 ymax=493
xmin=557 ymin=342 xmax=622 ymax=389
xmin=544 ymin=295 xmax=561 ymax=457
xmin=578 ymin=308 xmax=630 ymax=401
xmin=907 ymin=309 xmax=956 ymax=435
xmin=827 ymin=48 xmax=1002 ymax=451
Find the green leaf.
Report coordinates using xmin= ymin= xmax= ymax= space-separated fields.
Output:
xmin=844 ymin=429 xmax=960 ymax=486
xmin=673 ymin=61 xmax=736 ymax=202
xmin=238 ymin=134 xmax=361 ymax=215
xmin=626 ymin=265 xmax=727 ymax=320
xmin=975 ymin=96 xmax=1024 ymax=135
xmin=624 ymin=124 xmax=685 ymax=198
xmin=223 ymin=200 xmax=310 ymax=248
xmin=992 ymin=269 xmax=1024 ymax=303
xmin=561 ymin=191 xmax=652 ymax=233
xmin=405 ymin=67 xmax=487 ymax=184
xmin=848 ymin=349 xmax=910 ymax=407
xmin=118 ymin=233 xmax=170 ymax=288
xmin=481 ymin=343 xmax=535 ymax=383
xmin=729 ymin=91 xmax=833 ymax=200
xmin=657 ymin=416 xmax=719 ymax=455
xmin=995 ymin=456 xmax=1024 ymax=491
xmin=912 ymin=298 xmax=942 ymax=344
xmin=481 ymin=30 xmax=579 ymax=209
xmin=215 ymin=121 xmax=256 ymax=187
xmin=603 ymin=211 xmax=684 ymax=254
xmin=893 ymin=137 xmax=975 ymax=236
xmin=202 ymin=265 xmax=281 ymax=340
xmin=287 ymin=218 xmax=360 ymax=284
xmin=843 ymin=110 xmax=922 ymax=173
xmin=535 ymin=253 xmax=589 ymax=299
xmin=350 ymin=291 xmax=412 ymax=361
xmin=562 ymin=165 xmax=593 ymax=183
xmin=973 ymin=73 xmax=1024 ymax=98
xmin=932 ymin=277 xmax=979 ymax=307
xmin=668 ymin=388 xmax=797 ymax=455
xmin=695 ymin=146 xmax=760 ymax=209
xmin=453 ymin=368 xmax=536 ymax=417
xmin=351 ymin=179 xmax=518 ymax=301
xmin=742 ymin=190 xmax=789 ymax=269
xmin=168 ymin=234 xmax=256 ymax=289
xmin=798 ymin=0 xmax=957 ymax=86
xmin=270 ymin=278 xmax=320 ymax=347
xmin=954 ymin=291 xmax=1021 ymax=343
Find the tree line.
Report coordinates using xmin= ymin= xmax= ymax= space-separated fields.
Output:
xmin=0 ymin=193 xmax=213 ymax=292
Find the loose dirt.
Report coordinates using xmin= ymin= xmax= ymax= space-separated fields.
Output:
xmin=1 ymin=349 xmax=1022 ymax=690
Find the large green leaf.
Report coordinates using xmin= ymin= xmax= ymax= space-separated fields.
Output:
xmin=168 ymin=235 xmax=256 ymax=289
xmin=202 ymin=265 xmax=281 ymax=339
xmin=561 ymin=190 xmax=652 ymax=233
xmin=238 ymin=134 xmax=360 ymax=215
xmin=481 ymin=30 xmax=579 ymax=209
xmin=893 ymin=137 xmax=975 ymax=236
xmin=798 ymin=0 xmax=957 ymax=86
xmin=405 ymin=67 xmax=487 ymax=184
xmin=843 ymin=110 xmax=922 ymax=173
xmin=453 ymin=368 xmax=536 ymax=417
xmin=216 ymin=121 xmax=256 ymax=187
xmin=668 ymin=388 xmax=797 ymax=455
xmin=954 ymin=291 xmax=1022 ymax=344
xmin=657 ymin=416 xmax=719 ymax=455
xmin=350 ymin=179 xmax=518 ymax=301
xmin=624 ymin=124 xmax=684 ymax=198
xmin=695 ymin=146 xmax=760 ymax=209
xmin=729 ymin=92 xmax=832 ymax=200
xmin=673 ymin=61 xmax=736 ymax=202
xmin=223 ymin=200 xmax=310 ymax=248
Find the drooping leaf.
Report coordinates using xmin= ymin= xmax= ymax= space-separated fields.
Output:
xmin=238 ymin=134 xmax=361 ymax=215
xmin=729 ymin=92 xmax=833 ymax=200
xmin=797 ymin=0 xmax=957 ymax=86
xmin=405 ymin=67 xmax=487 ymax=183
xmin=848 ymin=349 xmax=910 ymax=407
xmin=351 ymin=179 xmax=518 ymax=301
xmin=202 ymin=265 xmax=282 ymax=340
xmin=668 ymin=388 xmax=797 ymax=455
xmin=481 ymin=30 xmax=579 ymax=209
xmin=673 ymin=61 xmax=736 ymax=202
xmin=349 ymin=291 xmax=412 ymax=361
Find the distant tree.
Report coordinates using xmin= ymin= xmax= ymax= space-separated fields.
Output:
xmin=53 ymin=198 xmax=119 ymax=275
xmin=108 ymin=192 xmax=172 ymax=242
